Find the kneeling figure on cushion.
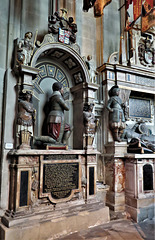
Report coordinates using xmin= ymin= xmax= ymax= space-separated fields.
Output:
xmin=47 ymin=82 xmax=72 ymax=144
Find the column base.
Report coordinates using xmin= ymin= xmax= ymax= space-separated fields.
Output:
xmin=106 ymin=191 xmax=125 ymax=212
xmin=125 ymin=194 xmax=155 ymax=222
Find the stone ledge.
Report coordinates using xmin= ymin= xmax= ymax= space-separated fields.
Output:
xmin=0 ymin=204 xmax=109 ymax=240
xmin=8 ymin=149 xmax=100 ymax=156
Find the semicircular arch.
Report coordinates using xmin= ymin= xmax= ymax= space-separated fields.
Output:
xmin=31 ymin=42 xmax=90 ymax=86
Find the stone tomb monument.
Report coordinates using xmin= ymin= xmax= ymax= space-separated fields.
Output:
xmin=98 ymin=55 xmax=155 ymax=220
xmin=0 ymin=22 xmax=109 ymax=240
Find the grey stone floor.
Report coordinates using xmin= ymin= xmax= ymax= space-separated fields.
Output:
xmin=57 ymin=219 xmax=155 ymax=240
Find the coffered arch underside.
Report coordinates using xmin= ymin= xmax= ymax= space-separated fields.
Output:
xmin=31 ymin=42 xmax=90 ymax=92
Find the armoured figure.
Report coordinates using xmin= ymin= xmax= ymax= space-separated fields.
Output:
xmin=121 ymin=122 xmax=155 ymax=152
xmin=107 ymin=86 xmax=126 ymax=142
xmin=34 ymin=82 xmax=72 ymax=146
xmin=17 ymin=91 xmax=36 ymax=148
xmin=47 ymin=82 xmax=71 ymax=144
xmin=17 ymin=91 xmax=36 ymax=132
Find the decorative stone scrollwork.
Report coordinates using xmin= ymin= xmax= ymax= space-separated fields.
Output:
xmin=108 ymin=52 xmax=119 ymax=64
xmin=36 ymin=34 xmax=54 ymax=47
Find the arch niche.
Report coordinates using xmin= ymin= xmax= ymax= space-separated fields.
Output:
xmin=31 ymin=42 xmax=90 ymax=149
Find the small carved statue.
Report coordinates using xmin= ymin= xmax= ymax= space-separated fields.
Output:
xmin=83 ymin=103 xmax=97 ymax=134
xmin=85 ymin=55 xmax=98 ymax=83
xmin=83 ymin=103 xmax=98 ymax=148
xmin=17 ymin=91 xmax=36 ymax=148
xmin=60 ymin=8 xmax=68 ymax=29
xmin=106 ymin=86 xmax=126 ymax=142
xmin=17 ymin=32 xmax=34 ymax=65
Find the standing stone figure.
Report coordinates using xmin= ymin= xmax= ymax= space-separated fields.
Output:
xmin=86 ymin=55 xmax=98 ymax=83
xmin=83 ymin=103 xmax=96 ymax=134
xmin=17 ymin=91 xmax=36 ymax=148
xmin=17 ymin=32 xmax=34 ymax=65
xmin=83 ymin=103 xmax=98 ymax=148
xmin=106 ymin=86 xmax=126 ymax=142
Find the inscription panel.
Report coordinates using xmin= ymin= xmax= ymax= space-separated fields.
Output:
xmin=44 ymin=154 xmax=78 ymax=160
xmin=129 ymin=98 xmax=151 ymax=118
xmin=40 ymin=159 xmax=81 ymax=203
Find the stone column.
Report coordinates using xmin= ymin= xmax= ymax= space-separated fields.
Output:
xmin=104 ymin=142 xmax=127 ymax=211
xmin=71 ymin=83 xmax=84 ymax=149
xmin=71 ymin=82 xmax=99 ymax=149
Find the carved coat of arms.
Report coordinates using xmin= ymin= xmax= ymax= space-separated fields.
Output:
xmin=48 ymin=8 xmax=77 ymax=44
xmin=58 ymin=28 xmax=70 ymax=44
xmin=138 ymin=36 xmax=154 ymax=67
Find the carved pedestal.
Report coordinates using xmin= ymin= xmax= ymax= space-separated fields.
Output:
xmin=124 ymin=154 xmax=155 ymax=222
xmin=1 ymin=149 xmax=109 ymax=240
xmin=104 ymin=142 xmax=127 ymax=212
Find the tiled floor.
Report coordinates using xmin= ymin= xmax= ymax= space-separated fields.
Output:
xmin=58 ymin=219 xmax=155 ymax=240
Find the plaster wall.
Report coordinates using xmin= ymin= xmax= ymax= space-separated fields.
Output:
xmin=103 ymin=0 xmax=120 ymax=63
xmin=0 ymin=0 xmax=19 ymax=211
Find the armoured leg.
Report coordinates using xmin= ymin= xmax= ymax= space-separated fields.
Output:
xmin=62 ymin=126 xmax=73 ymax=144
xmin=112 ymin=128 xmax=121 ymax=142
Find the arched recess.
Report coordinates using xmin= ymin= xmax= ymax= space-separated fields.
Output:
xmin=31 ymin=42 xmax=90 ymax=149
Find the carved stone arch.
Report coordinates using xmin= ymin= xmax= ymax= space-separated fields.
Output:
xmin=31 ymin=42 xmax=90 ymax=149
xmin=31 ymin=42 xmax=90 ymax=85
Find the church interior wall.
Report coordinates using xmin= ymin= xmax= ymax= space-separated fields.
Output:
xmin=0 ymin=0 xmax=154 ymax=234
xmin=103 ymin=0 xmax=120 ymax=63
